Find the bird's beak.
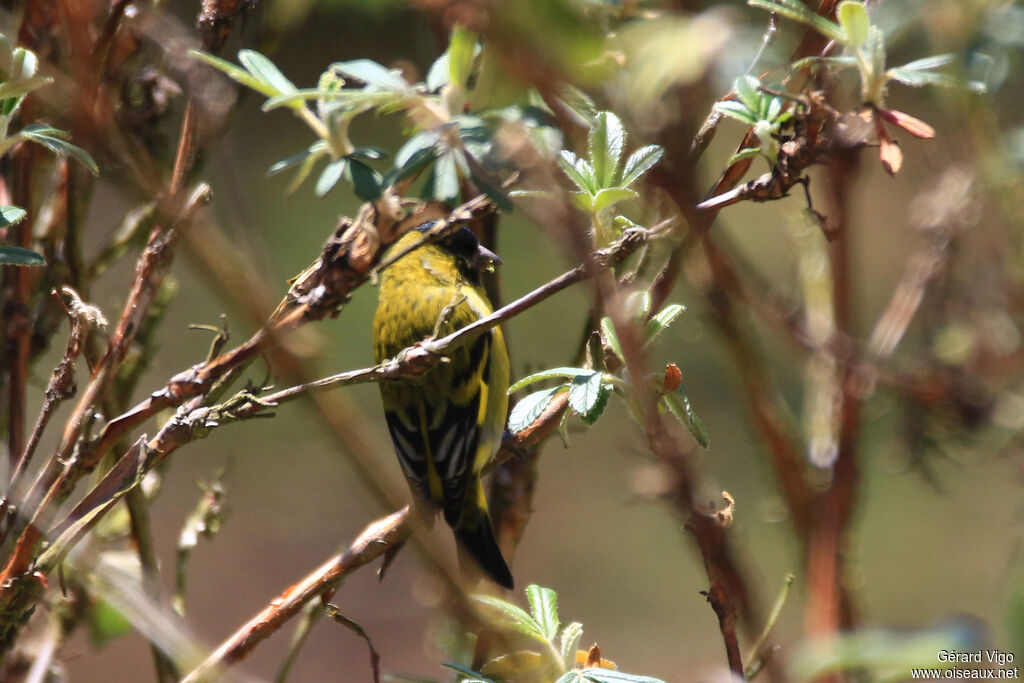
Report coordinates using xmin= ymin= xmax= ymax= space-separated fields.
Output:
xmin=469 ymin=244 xmax=502 ymax=271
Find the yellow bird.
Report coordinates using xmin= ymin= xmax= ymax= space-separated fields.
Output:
xmin=373 ymin=222 xmax=514 ymax=589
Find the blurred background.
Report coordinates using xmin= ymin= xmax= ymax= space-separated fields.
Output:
xmin=4 ymin=0 xmax=1024 ymax=681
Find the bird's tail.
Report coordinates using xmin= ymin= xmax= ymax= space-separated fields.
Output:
xmin=455 ymin=483 xmax=514 ymax=590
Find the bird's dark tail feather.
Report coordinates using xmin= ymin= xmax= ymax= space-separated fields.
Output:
xmin=455 ymin=514 xmax=514 ymax=590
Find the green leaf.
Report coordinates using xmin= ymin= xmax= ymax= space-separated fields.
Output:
xmin=558 ymin=84 xmax=599 ymax=125
xmin=0 ymin=245 xmax=44 ymax=267
xmin=568 ymin=371 xmax=611 ymax=425
xmin=0 ymin=206 xmax=27 ymax=227
xmin=331 ymin=59 xmax=409 ymax=91
xmin=472 ymin=594 xmax=547 ymax=641
xmin=559 ymin=622 xmax=584 ymax=670
xmin=748 ymin=0 xmax=846 ymax=43
xmin=791 ymin=54 xmax=859 ymax=72
xmin=431 ymin=149 xmax=461 ymax=202
xmin=620 ymin=145 xmax=663 ymax=187
xmin=17 ymin=124 xmax=99 ymax=175
xmin=507 ymin=387 xmax=562 ymax=434
xmin=285 ymin=145 xmax=330 ymax=195
xmin=894 ymin=54 xmax=955 ymax=73
xmin=600 ymin=316 xmax=623 ymax=361
xmin=426 ymin=52 xmax=450 ymax=92
xmin=735 ymin=75 xmax=762 ymax=113
xmin=238 ymin=49 xmax=297 ymax=96
xmin=886 ymin=68 xmax=958 ymax=89
xmin=558 ymin=150 xmax=597 ymax=194
xmin=526 ymin=585 xmax=560 ymax=641
xmin=191 ymin=50 xmax=280 ymax=100
xmin=713 ymin=100 xmax=757 ymax=126
xmin=509 ymin=367 xmax=595 ymax=394
xmin=315 ymin=158 xmax=347 ymax=197
xmin=345 ymin=158 xmax=383 ymax=200
xmin=836 ymin=0 xmax=870 ymax=48
xmin=645 ymin=304 xmax=686 ymax=343
xmin=448 ymin=25 xmax=478 ymax=91
xmin=0 ymin=75 xmax=52 ymax=102
xmin=396 ymin=130 xmax=441 ymax=169
xmin=268 ymin=147 xmax=315 ymax=176
xmin=662 ymin=386 xmax=710 ymax=449
xmin=588 ymin=111 xmax=625 ymax=187
xmin=726 ymin=147 xmax=765 ymax=166
xmin=590 ymin=187 xmax=638 ymax=214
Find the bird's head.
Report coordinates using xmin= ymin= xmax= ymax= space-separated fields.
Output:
xmin=382 ymin=222 xmax=500 ymax=286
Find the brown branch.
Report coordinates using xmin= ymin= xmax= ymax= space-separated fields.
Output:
xmin=181 ymin=508 xmax=412 ymax=682
xmin=180 ymin=376 xmax=576 ymax=681
xmin=10 ymin=288 xmax=97 ymax=486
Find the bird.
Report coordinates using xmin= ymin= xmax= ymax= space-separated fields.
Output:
xmin=372 ymin=221 xmax=514 ymax=589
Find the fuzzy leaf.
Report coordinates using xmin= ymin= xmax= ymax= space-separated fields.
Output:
xmin=589 ymin=111 xmax=625 ymax=187
xmin=836 ymin=0 xmax=869 ymax=48
xmin=473 ymin=595 xmax=547 ymax=642
xmin=18 ymin=124 xmax=99 ymax=175
xmin=748 ymin=0 xmax=846 ymax=43
xmin=735 ymin=75 xmax=762 ymax=113
xmin=713 ymin=100 xmax=758 ymax=126
xmin=590 ymin=187 xmax=637 ymax=214
xmin=508 ymin=387 xmax=562 ymax=434
xmin=620 ymin=145 xmax=664 ymax=187
xmin=662 ymin=386 xmax=710 ymax=448
xmin=558 ymin=150 xmax=597 ymax=194
xmin=509 ymin=367 xmax=594 ymax=394
xmin=0 ymin=75 xmax=51 ymax=102
xmin=896 ymin=54 xmax=955 ymax=73
xmin=0 ymin=245 xmax=44 ymax=267
xmin=560 ymin=622 xmax=584 ymax=670
xmin=526 ymin=585 xmax=560 ymax=641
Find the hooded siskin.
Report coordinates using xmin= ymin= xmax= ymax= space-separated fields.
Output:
xmin=372 ymin=222 xmax=513 ymax=589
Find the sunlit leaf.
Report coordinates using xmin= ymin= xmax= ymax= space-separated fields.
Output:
xmin=508 ymin=387 xmax=563 ymax=434
xmin=558 ymin=150 xmax=597 ymax=194
xmin=568 ymin=371 xmax=611 ymax=424
xmin=837 ymin=0 xmax=870 ymax=48
xmin=644 ymin=304 xmax=686 ymax=343
xmin=331 ymin=59 xmax=409 ymax=91
xmin=0 ymin=206 xmax=27 ymax=227
xmin=0 ymin=75 xmax=51 ymax=102
xmin=560 ymin=622 xmax=584 ymax=670
xmin=472 ymin=594 xmax=547 ymax=641
xmin=448 ymin=25 xmax=478 ymax=91
xmin=315 ymin=158 xmax=347 ymax=197
xmin=590 ymin=187 xmax=637 ymax=213
xmin=17 ymin=124 xmax=99 ymax=175
xmin=735 ymin=75 xmax=762 ymax=113
xmin=748 ymin=0 xmax=845 ymax=43
xmin=620 ymin=145 xmax=664 ymax=187
xmin=239 ymin=49 xmax=297 ymax=96
xmin=589 ymin=111 xmax=625 ymax=187
xmin=509 ymin=367 xmax=594 ymax=394
xmin=526 ymin=585 xmax=560 ymax=641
